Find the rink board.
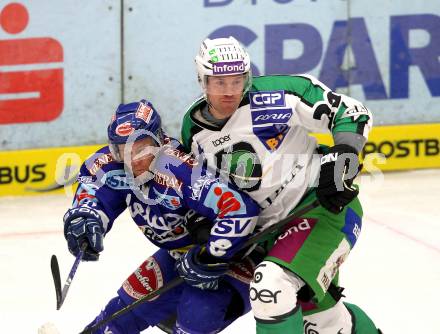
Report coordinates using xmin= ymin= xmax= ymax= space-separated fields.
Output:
xmin=0 ymin=123 xmax=439 ymax=197
xmin=0 ymin=144 xmax=103 ymax=197
xmin=1 ymin=2 xmax=439 ymax=149
xmin=313 ymin=123 xmax=440 ymax=172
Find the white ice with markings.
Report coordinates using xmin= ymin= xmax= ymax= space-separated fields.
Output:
xmin=1 ymin=169 xmax=439 ymax=334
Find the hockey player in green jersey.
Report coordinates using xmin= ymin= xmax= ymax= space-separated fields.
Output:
xmin=180 ymin=36 xmax=382 ymax=333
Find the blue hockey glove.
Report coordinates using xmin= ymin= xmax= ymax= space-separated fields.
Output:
xmin=63 ymin=207 xmax=105 ymax=261
xmin=317 ymin=144 xmax=360 ymax=214
xmin=175 ymin=245 xmax=229 ymax=290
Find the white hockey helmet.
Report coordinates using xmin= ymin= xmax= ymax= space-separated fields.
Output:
xmin=195 ymin=36 xmax=252 ymax=97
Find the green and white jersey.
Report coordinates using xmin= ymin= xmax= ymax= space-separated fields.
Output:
xmin=181 ymin=74 xmax=372 ymax=229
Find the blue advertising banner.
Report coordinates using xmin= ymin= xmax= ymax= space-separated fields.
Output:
xmin=124 ymin=0 xmax=440 ymax=134
xmin=0 ymin=0 xmax=439 ymax=147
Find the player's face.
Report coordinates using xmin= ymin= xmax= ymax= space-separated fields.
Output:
xmin=206 ymin=74 xmax=244 ymax=119
xmin=118 ymin=137 xmax=158 ymax=177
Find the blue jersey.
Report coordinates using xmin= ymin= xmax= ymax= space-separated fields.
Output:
xmin=70 ymin=137 xmax=260 ymax=259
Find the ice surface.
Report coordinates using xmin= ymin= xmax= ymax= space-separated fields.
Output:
xmin=1 ymin=169 xmax=439 ymax=333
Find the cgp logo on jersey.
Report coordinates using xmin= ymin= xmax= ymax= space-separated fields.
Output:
xmin=249 ymin=90 xmax=285 ymax=109
xmin=252 ymin=108 xmax=293 ymax=125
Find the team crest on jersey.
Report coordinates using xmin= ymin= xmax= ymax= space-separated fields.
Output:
xmin=249 ymin=90 xmax=286 ymax=109
xmin=214 ymin=142 xmax=262 ymax=192
xmin=253 ymin=123 xmax=290 ymax=151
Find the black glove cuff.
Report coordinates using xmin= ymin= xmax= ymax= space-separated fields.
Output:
xmin=185 ymin=212 xmax=213 ymax=245
xmin=197 ymin=247 xmax=228 ymax=266
xmin=326 ymin=144 xmax=358 ymax=157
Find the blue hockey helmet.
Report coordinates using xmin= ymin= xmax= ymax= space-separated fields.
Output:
xmin=108 ymin=99 xmax=164 ymax=161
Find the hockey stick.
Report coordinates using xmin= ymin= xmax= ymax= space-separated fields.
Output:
xmin=51 ymin=243 xmax=87 ymax=310
xmin=81 ymin=199 xmax=319 ymax=334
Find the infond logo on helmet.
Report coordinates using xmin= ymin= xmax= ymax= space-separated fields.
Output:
xmin=250 ymin=91 xmax=285 ymax=109
xmin=212 ymin=61 xmax=245 ymax=75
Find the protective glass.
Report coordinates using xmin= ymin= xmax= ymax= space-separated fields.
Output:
xmin=204 ymin=73 xmax=250 ymax=96
xmin=109 ymin=136 xmax=160 ymax=163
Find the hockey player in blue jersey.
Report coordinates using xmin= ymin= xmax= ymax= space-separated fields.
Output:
xmin=63 ymin=99 xmax=261 ymax=333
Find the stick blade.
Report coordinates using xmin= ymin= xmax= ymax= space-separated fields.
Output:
xmin=50 ymin=255 xmax=63 ymax=310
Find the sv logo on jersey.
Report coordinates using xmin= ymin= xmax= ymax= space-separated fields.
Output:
xmin=250 ymin=90 xmax=285 ymax=108
xmin=212 ymin=218 xmax=254 ymax=237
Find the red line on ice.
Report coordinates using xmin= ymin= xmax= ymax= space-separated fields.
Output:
xmin=0 ymin=230 xmax=61 ymax=238
xmin=367 ymin=216 xmax=440 ymax=254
